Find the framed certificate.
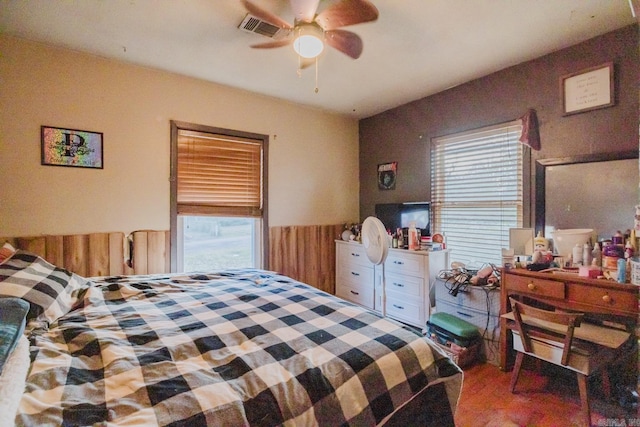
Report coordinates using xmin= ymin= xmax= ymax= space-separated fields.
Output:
xmin=561 ymin=62 xmax=614 ymax=115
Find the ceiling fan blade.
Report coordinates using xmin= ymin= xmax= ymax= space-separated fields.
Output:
xmin=250 ymin=38 xmax=293 ymax=49
xmin=241 ymin=0 xmax=293 ymax=29
xmin=325 ymin=29 xmax=363 ymax=59
xmin=315 ymin=0 xmax=379 ymax=31
xmin=290 ymin=0 xmax=320 ymax=23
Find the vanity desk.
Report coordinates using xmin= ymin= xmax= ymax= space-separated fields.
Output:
xmin=500 ymin=268 xmax=639 ymax=376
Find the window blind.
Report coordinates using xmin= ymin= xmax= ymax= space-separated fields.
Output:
xmin=177 ymin=129 xmax=263 ymax=217
xmin=431 ymin=121 xmax=523 ymax=266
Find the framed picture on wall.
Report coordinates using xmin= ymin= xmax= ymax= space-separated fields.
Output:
xmin=561 ymin=62 xmax=614 ymax=115
xmin=378 ymin=162 xmax=397 ymax=190
xmin=41 ymin=126 xmax=104 ymax=169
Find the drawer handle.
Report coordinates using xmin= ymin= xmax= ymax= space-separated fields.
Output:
xmin=456 ymin=311 xmax=473 ymax=318
xmin=350 ymin=290 xmax=360 ymax=296
xmin=393 ymin=282 xmax=405 ymax=287
xmin=351 ymin=253 xmax=360 ymax=257
xmin=602 ymin=294 xmax=611 ymax=303
xmin=527 ymin=282 xmax=536 ymax=291
xmin=393 ymin=261 xmax=404 ymax=265
xmin=393 ymin=304 xmax=404 ymax=310
xmin=351 ymin=272 xmax=360 ymax=277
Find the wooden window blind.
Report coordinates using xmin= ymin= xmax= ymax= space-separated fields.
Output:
xmin=177 ymin=129 xmax=263 ymax=217
xmin=431 ymin=120 xmax=524 ymax=266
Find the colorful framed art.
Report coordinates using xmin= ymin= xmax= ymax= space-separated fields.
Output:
xmin=41 ymin=125 xmax=103 ymax=169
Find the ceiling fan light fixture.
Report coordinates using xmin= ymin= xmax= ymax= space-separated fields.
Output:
xmin=293 ymin=23 xmax=324 ymax=59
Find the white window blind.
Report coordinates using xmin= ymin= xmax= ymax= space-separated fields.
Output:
xmin=177 ymin=129 xmax=263 ymax=217
xmin=431 ymin=121 xmax=524 ymax=266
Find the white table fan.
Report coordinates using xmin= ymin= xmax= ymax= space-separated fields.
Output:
xmin=361 ymin=216 xmax=389 ymax=316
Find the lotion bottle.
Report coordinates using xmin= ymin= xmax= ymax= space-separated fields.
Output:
xmin=591 ymin=242 xmax=602 ymax=267
xmin=582 ymin=243 xmax=592 ymax=267
xmin=408 ymin=222 xmax=418 ymax=250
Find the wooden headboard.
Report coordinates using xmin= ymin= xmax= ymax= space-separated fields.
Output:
xmin=1 ymin=230 xmax=170 ymax=277
xmin=3 ymin=224 xmax=343 ymax=294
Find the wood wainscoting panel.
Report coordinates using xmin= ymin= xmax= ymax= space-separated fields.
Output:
xmin=126 ymin=230 xmax=170 ymax=275
xmin=269 ymin=224 xmax=344 ymax=295
xmin=3 ymin=232 xmax=126 ymax=277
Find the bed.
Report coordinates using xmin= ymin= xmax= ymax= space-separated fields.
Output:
xmin=0 ymin=240 xmax=462 ymax=426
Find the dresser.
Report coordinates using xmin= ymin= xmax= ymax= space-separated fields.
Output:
xmin=335 ymin=240 xmax=375 ymax=309
xmin=500 ymin=268 xmax=639 ymax=378
xmin=335 ymin=240 xmax=448 ymax=328
xmin=434 ymin=279 xmax=501 ymax=365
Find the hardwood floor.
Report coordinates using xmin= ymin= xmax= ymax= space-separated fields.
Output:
xmin=454 ymin=361 xmax=638 ymax=427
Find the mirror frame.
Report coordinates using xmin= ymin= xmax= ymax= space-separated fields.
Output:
xmin=534 ymin=150 xmax=639 ymax=235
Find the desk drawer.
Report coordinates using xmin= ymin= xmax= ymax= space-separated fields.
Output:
xmin=567 ymin=283 xmax=638 ymax=314
xmin=505 ymin=274 xmax=565 ymax=300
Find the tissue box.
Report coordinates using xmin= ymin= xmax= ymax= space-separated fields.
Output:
xmin=579 ymin=265 xmax=601 ymax=278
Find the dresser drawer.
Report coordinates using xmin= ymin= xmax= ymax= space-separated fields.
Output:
xmin=338 ymin=243 xmax=371 ymax=268
xmin=436 ymin=300 xmax=500 ymax=336
xmin=385 ymin=251 xmax=424 ymax=277
xmin=336 ymin=282 xmax=374 ymax=309
xmin=385 ymin=272 xmax=422 ymax=297
xmin=434 ymin=279 xmax=500 ymax=314
xmin=338 ymin=263 xmax=373 ymax=288
xmin=567 ymin=283 xmax=638 ymax=314
xmin=505 ymin=274 xmax=565 ymax=300
xmin=385 ymin=295 xmax=421 ymax=326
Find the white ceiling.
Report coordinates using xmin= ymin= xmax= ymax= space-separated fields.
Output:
xmin=0 ymin=0 xmax=636 ymax=119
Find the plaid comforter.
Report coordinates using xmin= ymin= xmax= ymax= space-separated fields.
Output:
xmin=17 ymin=270 xmax=462 ymax=426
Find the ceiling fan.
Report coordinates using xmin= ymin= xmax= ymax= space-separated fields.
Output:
xmin=240 ymin=0 xmax=379 ymax=61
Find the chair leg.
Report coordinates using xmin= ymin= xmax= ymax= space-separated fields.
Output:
xmin=510 ymin=352 xmax=525 ymax=393
xmin=601 ymin=369 xmax=611 ymax=400
xmin=576 ymin=373 xmax=591 ymax=426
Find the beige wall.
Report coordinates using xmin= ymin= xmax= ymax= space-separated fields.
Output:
xmin=0 ymin=35 xmax=360 ymax=236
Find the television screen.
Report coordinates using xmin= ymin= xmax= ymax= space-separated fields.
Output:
xmin=375 ymin=202 xmax=430 ymax=236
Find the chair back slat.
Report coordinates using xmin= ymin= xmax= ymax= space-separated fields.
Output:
xmin=509 ymin=297 xmax=584 ymax=366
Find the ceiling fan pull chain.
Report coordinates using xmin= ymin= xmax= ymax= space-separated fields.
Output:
xmin=314 ymin=57 xmax=319 ymax=93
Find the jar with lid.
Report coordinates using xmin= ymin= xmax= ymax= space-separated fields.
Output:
xmin=572 ymin=243 xmax=583 ymax=266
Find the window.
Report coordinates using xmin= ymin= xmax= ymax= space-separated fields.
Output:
xmin=431 ymin=121 xmax=527 ymax=266
xmin=170 ymin=121 xmax=268 ymax=272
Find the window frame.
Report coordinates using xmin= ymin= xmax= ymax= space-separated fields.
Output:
xmin=169 ymin=120 xmax=269 ymax=272
xmin=430 ymin=120 xmax=531 ymax=266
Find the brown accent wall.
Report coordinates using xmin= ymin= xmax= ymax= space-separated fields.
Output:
xmin=359 ymin=25 xmax=639 ymax=223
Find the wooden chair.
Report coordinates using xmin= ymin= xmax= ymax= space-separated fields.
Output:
xmin=508 ymin=297 xmax=630 ymax=426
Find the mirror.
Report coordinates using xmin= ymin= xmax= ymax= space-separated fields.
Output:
xmin=509 ymin=228 xmax=534 ymax=256
xmin=535 ymin=151 xmax=639 ymax=241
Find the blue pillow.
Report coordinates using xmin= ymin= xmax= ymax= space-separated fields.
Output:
xmin=0 ymin=297 xmax=29 ymax=375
